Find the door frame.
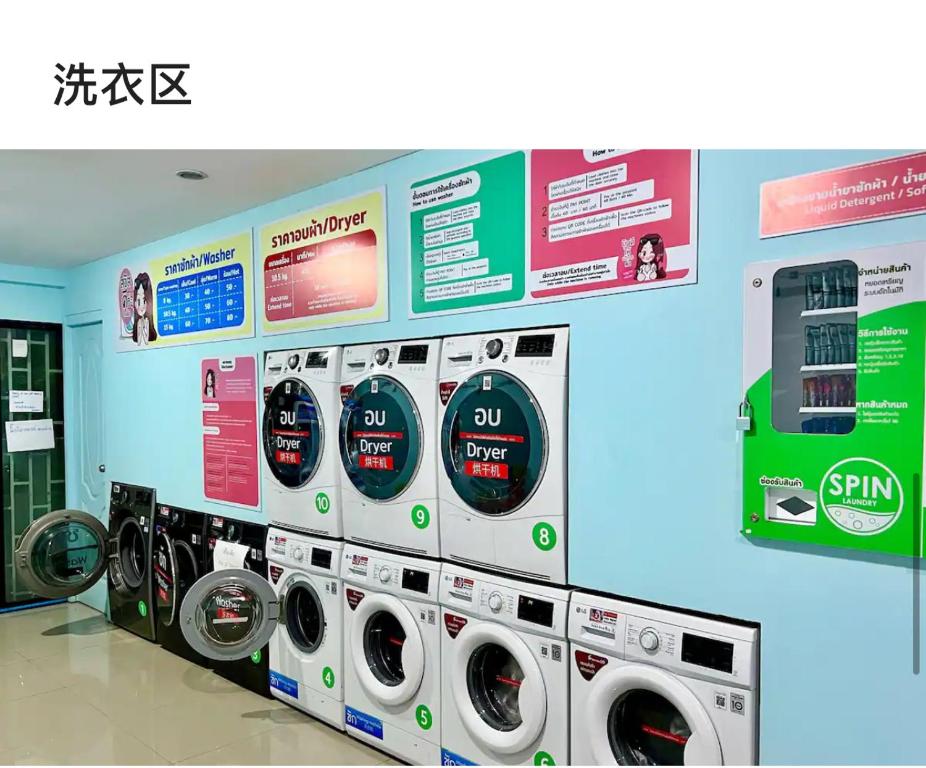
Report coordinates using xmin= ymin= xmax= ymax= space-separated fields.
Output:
xmin=0 ymin=319 xmax=66 ymax=610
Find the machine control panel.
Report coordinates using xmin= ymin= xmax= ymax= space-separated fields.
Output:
xmin=341 ymin=545 xmax=439 ymax=600
xmin=627 ymin=619 xmax=677 ymax=659
xmin=266 ymin=531 xmax=340 ymax=574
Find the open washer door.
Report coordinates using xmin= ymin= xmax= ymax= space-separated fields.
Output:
xmin=586 ymin=664 xmax=722 ymax=765
xmin=13 ymin=509 xmax=110 ymax=599
xmin=450 ymin=622 xmax=547 ymax=756
xmin=349 ymin=591 xmax=424 ymax=707
xmin=180 ymin=569 xmax=279 ymax=661
xmin=154 ymin=531 xmax=200 ymax=628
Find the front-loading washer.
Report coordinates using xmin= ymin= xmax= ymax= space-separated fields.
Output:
xmin=341 ymin=544 xmax=442 ymax=765
xmin=438 ymin=327 xmax=568 ymax=583
xmin=265 ymin=528 xmax=344 ymax=729
xmin=338 ymin=339 xmax=441 ymax=557
xmin=439 ymin=562 xmax=571 ymax=766
xmin=262 ymin=346 xmax=343 ymax=538
xmin=569 ymin=592 xmax=760 ymax=765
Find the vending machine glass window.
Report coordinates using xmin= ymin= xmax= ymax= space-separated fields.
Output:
xmin=771 ymin=260 xmax=857 ymax=436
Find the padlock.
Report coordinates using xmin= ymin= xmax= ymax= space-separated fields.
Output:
xmin=736 ymin=396 xmax=753 ymax=431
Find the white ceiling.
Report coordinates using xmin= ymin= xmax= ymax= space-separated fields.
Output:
xmin=0 ymin=150 xmax=411 ymax=268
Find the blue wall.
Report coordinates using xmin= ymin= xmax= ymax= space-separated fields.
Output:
xmin=0 ymin=263 xmax=66 ymax=323
xmin=59 ymin=150 xmax=925 ymax=763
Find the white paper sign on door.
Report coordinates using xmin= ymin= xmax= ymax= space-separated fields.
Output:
xmin=5 ymin=419 xmax=55 ymax=452
xmin=12 ymin=339 xmax=28 ymax=358
xmin=212 ymin=540 xmax=250 ymax=571
xmin=9 ymin=390 xmax=44 ymax=413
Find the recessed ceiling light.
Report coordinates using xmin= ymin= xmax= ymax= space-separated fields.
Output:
xmin=176 ymin=169 xmax=208 ymax=181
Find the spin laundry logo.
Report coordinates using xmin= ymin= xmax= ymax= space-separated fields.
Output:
xmin=820 ymin=457 xmax=903 ymax=535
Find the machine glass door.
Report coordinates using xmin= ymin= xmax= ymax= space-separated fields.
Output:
xmin=110 ymin=516 xmax=148 ymax=596
xmin=441 ymin=371 xmax=548 ymax=516
xmin=263 ymin=378 xmax=324 ymax=489
xmin=451 ymin=622 xmax=547 ymax=755
xmin=12 ymin=509 xmax=109 ymax=599
xmin=180 ymin=568 xmax=279 ymax=661
xmin=155 ymin=532 xmax=200 ymax=628
xmin=587 ymin=664 xmax=722 ymax=765
xmin=282 ymin=577 xmax=325 ymax=654
xmin=349 ymin=591 xmax=425 ymax=706
xmin=339 ymin=376 xmax=423 ymax=501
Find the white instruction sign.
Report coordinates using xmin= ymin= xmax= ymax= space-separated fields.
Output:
xmin=212 ymin=540 xmax=251 ymax=571
xmin=5 ymin=419 xmax=55 ymax=452
xmin=9 ymin=390 xmax=44 ymax=414
xmin=12 ymin=339 xmax=28 ymax=358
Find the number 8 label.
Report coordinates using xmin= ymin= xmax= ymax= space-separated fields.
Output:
xmin=532 ymin=522 xmax=557 ymax=551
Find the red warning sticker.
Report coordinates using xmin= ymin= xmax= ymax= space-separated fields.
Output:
xmin=269 ymin=565 xmax=284 ymax=584
xmin=439 ymin=382 xmax=457 ymax=406
xmin=575 ymin=650 xmax=609 ymax=681
xmin=340 ymin=385 xmax=354 ymax=404
xmin=346 ymin=588 xmax=365 ymax=610
xmin=444 ymin=612 xmax=468 ymax=638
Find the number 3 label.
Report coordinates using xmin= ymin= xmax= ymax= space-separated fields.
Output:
xmin=532 ymin=523 xmax=557 ymax=551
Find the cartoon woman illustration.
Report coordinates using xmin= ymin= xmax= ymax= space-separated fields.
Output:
xmin=203 ymin=369 xmax=217 ymax=399
xmin=635 ymin=234 xmax=667 ymax=282
xmin=132 ymin=272 xmax=158 ymax=346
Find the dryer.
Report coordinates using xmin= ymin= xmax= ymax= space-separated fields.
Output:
xmin=338 ymin=339 xmax=441 ymax=557
xmin=12 ymin=482 xmax=158 ymax=642
xmin=438 ymin=327 xmax=568 ymax=583
xmin=262 ymin=346 xmax=342 ymax=538
xmin=341 ymin=544 xmax=441 ymax=765
xmin=266 ymin=528 xmax=344 ymax=729
xmin=154 ymin=503 xmax=208 ymax=666
xmin=569 ymin=592 xmax=759 ymax=765
xmin=439 ymin=563 xmax=570 ymax=766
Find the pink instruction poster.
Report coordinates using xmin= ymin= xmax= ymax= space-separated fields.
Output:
xmin=201 ymin=356 xmax=260 ymax=508
xmin=530 ymin=150 xmax=698 ymax=301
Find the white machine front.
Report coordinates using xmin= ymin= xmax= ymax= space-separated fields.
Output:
xmin=569 ymin=592 xmax=759 ymax=766
xmin=438 ymin=327 xmax=568 ymax=584
xmin=338 ymin=339 xmax=441 ymax=558
xmin=261 ymin=347 xmax=342 ymax=538
xmin=265 ymin=529 xmax=344 ymax=729
xmin=439 ymin=563 xmax=570 ymax=766
xmin=340 ymin=544 xmax=442 ymax=765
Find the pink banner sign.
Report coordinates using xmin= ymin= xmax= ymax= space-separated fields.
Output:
xmin=201 ymin=357 xmax=259 ymax=508
xmin=760 ymin=152 xmax=926 ymax=237
xmin=530 ymin=149 xmax=698 ymax=300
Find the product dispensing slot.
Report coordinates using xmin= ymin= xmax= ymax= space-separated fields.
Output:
xmin=346 ymin=361 xmax=366 ymax=370
xmin=447 ymin=353 xmax=473 ymax=363
xmin=772 ymin=261 xmax=858 ymax=436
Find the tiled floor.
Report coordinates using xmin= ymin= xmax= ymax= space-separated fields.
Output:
xmin=0 ymin=603 xmax=399 ymax=765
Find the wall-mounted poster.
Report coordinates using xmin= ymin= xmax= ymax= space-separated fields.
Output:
xmin=201 ymin=356 xmax=260 ymax=508
xmin=260 ymin=188 xmax=388 ymax=335
xmin=529 ymin=149 xmax=698 ymax=301
xmin=115 ymin=232 xmax=253 ymax=352
xmin=409 ymin=153 xmax=526 ymax=317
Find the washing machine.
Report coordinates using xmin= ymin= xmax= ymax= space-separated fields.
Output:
xmin=569 ymin=592 xmax=760 ymax=765
xmin=438 ymin=327 xmax=568 ymax=584
xmin=262 ymin=346 xmax=343 ymax=538
xmin=341 ymin=543 xmax=442 ymax=764
xmin=439 ymin=562 xmax=571 ymax=766
xmin=338 ymin=338 xmax=441 ymax=557
xmin=153 ymin=503 xmax=208 ymax=666
xmin=266 ymin=528 xmax=344 ymax=729
xmin=12 ymin=482 xmax=158 ymax=642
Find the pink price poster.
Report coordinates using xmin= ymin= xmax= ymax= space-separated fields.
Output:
xmin=201 ymin=356 xmax=260 ymax=508
xmin=529 ymin=150 xmax=698 ymax=300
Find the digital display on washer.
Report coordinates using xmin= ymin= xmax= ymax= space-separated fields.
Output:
xmin=517 ymin=595 xmax=554 ymax=627
xmin=398 ymin=344 xmax=429 ymax=364
xmin=401 ymin=568 xmax=430 ymax=594
xmin=514 ymin=333 xmax=555 ymax=358
xmin=310 ymin=548 xmax=332 ymax=570
xmin=303 ymin=351 xmax=329 ymax=369
xmin=681 ymin=632 xmax=734 ymax=673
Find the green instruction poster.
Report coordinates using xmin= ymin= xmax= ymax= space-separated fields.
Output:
xmin=409 ymin=153 xmax=526 ymax=317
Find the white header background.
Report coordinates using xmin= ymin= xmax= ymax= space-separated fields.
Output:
xmin=0 ymin=0 xmax=922 ymax=148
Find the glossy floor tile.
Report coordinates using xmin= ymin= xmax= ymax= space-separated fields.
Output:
xmin=0 ymin=603 xmax=397 ymax=765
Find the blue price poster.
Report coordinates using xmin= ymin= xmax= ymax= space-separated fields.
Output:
xmin=116 ymin=232 xmax=254 ymax=351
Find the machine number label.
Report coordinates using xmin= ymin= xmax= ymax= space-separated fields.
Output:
xmin=315 ymin=492 xmax=330 ymax=514
xmin=411 ymin=504 xmax=430 ymax=529
xmin=322 ymin=666 xmax=335 ymax=689
xmin=532 ymin=522 xmax=557 ymax=551
xmin=534 ymin=751 xmax=556 ymax=766
xmin=415 ymin=704 xmax=433 ymax=730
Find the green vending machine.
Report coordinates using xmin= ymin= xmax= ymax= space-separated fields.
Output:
xmin=741 ymin=241 xmax=925 ymax=557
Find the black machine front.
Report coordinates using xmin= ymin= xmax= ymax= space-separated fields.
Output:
xmin=206 ymin=514 xmax=271 ymax=698
xmin=108 ymin=482 xmax=157 ymax=642
xmin=154 ymin=504 xmax=208 ymax=665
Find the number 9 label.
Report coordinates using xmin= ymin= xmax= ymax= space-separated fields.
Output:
xmin=411 ymin=505 xmax=430 ymax=529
